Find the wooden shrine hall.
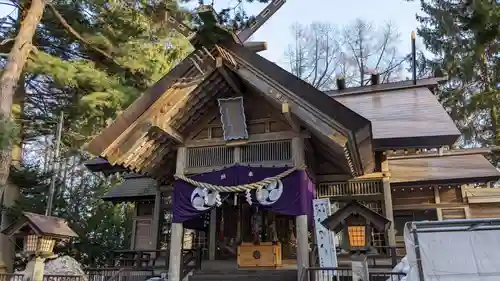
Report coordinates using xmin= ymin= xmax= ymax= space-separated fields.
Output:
xmin=83 ymin=2 xmax=500 ymax=281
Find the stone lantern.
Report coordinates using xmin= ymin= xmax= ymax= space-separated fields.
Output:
xmin=321 ymin=201 xmax=390 ymax=281
xmin=1 ymin=212 xmax=78 ymax=281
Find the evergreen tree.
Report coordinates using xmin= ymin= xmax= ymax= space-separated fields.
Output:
xmin=0 ymin=0 xmax=191 ymax=270
xmin=410 ymin=0 xmax=499 ymax=152
xmin=0 ymin=0 xmax=270 ymax=270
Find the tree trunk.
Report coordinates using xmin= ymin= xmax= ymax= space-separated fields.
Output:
xmin=0 ymin=0 xmax=46 ymax=273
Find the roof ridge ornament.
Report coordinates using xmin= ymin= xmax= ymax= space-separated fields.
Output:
xmin=164 ymin=1 xmax=286 ymax=51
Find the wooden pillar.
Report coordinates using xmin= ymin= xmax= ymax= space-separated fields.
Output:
xmin=169 ymin=147 xmax=186 ymax=281
xmin=433 ymin=186 xmax=443 ymax=220
xmin=292 ymin=137 xmax=309 ymax=281
xmin=461 ymin=185 xmax=471 ymax=219
xmin=22 ymin=257 xmax=46 ymax=281
xmin=130 ymin=205 xmax=137 ymax=250
xmin=381 ymin=154 xmax=396 ymax=246
xmin=152 ymin=184 xmax=162 ymax=252
xmin=208 ymin=208 xmax=217 ymax=260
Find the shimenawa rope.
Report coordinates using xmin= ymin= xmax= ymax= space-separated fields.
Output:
xmin=174 ymin=165 xmax=305 ymax=192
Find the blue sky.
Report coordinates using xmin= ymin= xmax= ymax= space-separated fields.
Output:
xmin=0 ymin=0 xmax=423 ymax=64
xmin=190 ymin=0 xmax=423 ymax=64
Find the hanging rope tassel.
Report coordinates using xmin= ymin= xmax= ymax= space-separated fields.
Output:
xmin=215 ymin=192 xmax=222 ymax=207
xmin=245 ymin=189 xmax=252 ymax=205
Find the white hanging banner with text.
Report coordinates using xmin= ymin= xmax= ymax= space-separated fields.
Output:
xmin=313 ymin=198 xmax=338 ymax=268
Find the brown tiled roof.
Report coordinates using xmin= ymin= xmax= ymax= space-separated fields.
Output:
xmin=389 ymin=154 xmax=500 ymax=185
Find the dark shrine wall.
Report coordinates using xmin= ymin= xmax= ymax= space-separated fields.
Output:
xmin=188 ymin=93 xmax=292 ymax=142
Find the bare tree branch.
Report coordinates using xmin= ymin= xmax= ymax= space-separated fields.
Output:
xmin=46 ymin=4 xmax=115 ymax=61
xmin=284 ymin=19 xmax=406 ymax=90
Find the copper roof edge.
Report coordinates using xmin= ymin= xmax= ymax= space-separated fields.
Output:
xmin=326 ymin=76 xmax=448 ymax=97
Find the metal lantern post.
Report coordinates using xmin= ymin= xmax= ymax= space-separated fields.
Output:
xmin=321 ymin=201 xmax=391 ymax=281
xmin=1 ymin=212 xmax=78 ymax=281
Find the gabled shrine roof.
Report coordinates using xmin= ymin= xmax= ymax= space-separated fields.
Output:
xmin=389 ymin=153 xmax=500 ymax=186
xmin=85 ymin=44 xmax=375 ymax=181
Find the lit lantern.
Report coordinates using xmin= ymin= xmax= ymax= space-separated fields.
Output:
xmin=24 ymin=235 xmax=56 ymax=255
xmin=1 ymin=212 xmax=78 ymax=258
xmin=343 ymin=216 xmax=371 ymax=251
xmin=321 ymin=200 xmax=390 ymax=254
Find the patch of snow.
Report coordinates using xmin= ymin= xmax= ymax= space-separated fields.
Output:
xmin=15 ymin=256 xmax=87 ymax=281
xmin=145 ymin=277 xmax=166 ymax=281
xmin=387 ymin=256 xmax=409 ymax=281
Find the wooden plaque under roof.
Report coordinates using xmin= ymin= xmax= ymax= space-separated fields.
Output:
xmin=218 ymin=96 xmax=249 ymax=141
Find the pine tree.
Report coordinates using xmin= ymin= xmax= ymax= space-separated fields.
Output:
xmin=411 ymin=0 xmax=499 ymax=152
xmin=0 ymin=0 xmax=190 ymax=270
xmin=0 ymin=0 xmax=268 ymax=270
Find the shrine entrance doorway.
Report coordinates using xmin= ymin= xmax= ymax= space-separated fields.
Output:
xmin=214 ymin=195 xmax=298 ymax=263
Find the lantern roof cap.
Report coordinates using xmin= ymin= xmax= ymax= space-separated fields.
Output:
xmin=321 ymin=200 xmax=391 ymax=233
xmin=1 ymin=212 xmax=78 ymax=239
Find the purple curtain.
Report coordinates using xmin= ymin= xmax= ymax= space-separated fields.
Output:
xmin=172 ymin=165 xmax=315 ymax=230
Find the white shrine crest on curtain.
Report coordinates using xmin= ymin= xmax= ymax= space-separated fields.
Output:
xmin=256 ymin=179 xmax=283 ymax=205
xmin=190 ymin=188 xmax=217 ymax=211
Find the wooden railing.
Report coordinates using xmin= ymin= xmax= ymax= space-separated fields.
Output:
xmin=110 ymin=250 xmax=170 ymax=268
xmin=86 ymin=247 xmax=202 ymax=281
xmin=181 ymin=248 xmax=202 ymax=279
xmin=309 ymin=245 xmax=405 ymax=269
xmin=317 ymin=180 xmax=382 ymax=198
xmin=86 ymin=268 xmax=152 ymax=281
xmin=304 ymin=267 xmax=406 ymax=281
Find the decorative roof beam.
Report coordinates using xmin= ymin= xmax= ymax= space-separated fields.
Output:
xmin=152 ymin=123 xmax=184 ymax=144
xmin=281 ymin=103 xmax=300 ymax=133
xmin=236 ymin=0 xmax=287 ymax=42
xmin=215 ymin=57 xmax=243 ymax=95
xmin=234 ymin=67 xmax=349 ymax=146
xmin=164 ymin=11 xmax=196 ymax=40
xmin=102 ymin=76 xmax=208 ymax=165
xmin=243 ymin=41 xmax=267 ymax=53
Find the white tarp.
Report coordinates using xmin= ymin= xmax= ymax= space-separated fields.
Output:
xmin=404 ymin=220 xmax=500 ymax=281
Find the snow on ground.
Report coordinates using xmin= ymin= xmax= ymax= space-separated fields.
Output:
xmin=15 ymin=256 xmax=87 ymax=281
xmin=387 ymin=256 xmax=409 ymax=281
